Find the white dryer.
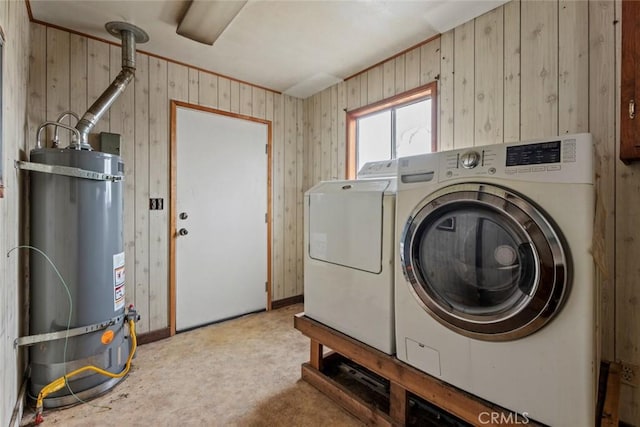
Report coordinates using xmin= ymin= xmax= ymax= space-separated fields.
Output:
xmin=394 ymin=134 xmax=596 ymax=426
xmin=304 ymin=160 xmax=397 ymax=354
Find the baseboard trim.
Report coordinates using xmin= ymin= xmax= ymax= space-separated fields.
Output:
xmin=136 ymin=327 xmax=171 ymax=345
xmin=271 ymin=295 xmax=304 ymax=310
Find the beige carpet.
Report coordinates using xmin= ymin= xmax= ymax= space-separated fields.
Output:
xmin=21 ymin=304 xmax=362 ymax=426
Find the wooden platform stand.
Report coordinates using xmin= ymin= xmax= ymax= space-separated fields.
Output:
xmin=294 ymin=313 xmax=621 ymax=427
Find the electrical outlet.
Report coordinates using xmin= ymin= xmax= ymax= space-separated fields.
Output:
xmin=620 ymin=362 xmax=639 ymax=387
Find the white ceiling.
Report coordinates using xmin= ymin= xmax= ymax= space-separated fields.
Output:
xmin=29 ymin=0 xmax=507 ymax=98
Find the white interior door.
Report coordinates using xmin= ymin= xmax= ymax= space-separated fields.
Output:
xmin=176 ymin=106 xmax=268 ymax=331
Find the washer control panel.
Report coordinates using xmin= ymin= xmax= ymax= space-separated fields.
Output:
xmin=434 ymin=133 xmax=592 ymax=184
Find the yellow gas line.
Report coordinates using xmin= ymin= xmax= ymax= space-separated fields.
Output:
xmin=34 ymin=319 xmax=137 ymax=425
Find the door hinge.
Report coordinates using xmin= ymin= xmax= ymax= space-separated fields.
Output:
xmin=265 ymin=281 xmax=268 ymax=292
xmin=265 ymin=212 xmax=268 ymax=223
xmin=265 ymin=144 xmax=268 ymax=154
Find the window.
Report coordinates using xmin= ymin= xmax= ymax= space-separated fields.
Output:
xmin=346 ymin=82 xmax=437 ymax=178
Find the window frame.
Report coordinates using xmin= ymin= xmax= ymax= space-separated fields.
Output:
xmin=346 ymin=81 xmax=437 ymax=179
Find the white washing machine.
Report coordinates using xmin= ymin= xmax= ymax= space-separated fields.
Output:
xmin=394 ymin=134 xmax=596 ymax=426
xmin=304 ymin=160 xmax=397 ymax=354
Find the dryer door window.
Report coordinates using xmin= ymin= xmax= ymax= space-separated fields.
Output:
xmin=400 ymin=183 xmax=568 ymax=341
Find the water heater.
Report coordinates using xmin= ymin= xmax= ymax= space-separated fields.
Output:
xmin=16 ymin=21 xmax=149 ymax=409
xmin=28 ymin=148 xmax=126 ymax=406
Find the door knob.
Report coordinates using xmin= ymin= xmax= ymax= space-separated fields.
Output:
xmin=178 ymin=228 xmax=189 ymax=236
xmin=179 ymin=212 xmax=188 ymax=220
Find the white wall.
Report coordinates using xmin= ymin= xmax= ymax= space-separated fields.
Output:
xmin=0 ymin=1 xmax=31 ymax=425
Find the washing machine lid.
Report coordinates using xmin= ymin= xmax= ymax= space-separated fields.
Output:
xmin=400 ymin=182 xmax=568 ymax=341
xmin=308 ymin=179 xmax=390 ymax=273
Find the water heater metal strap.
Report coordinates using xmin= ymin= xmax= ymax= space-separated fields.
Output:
xmin=16 ymin=161 xmax=123 ymax=182
xmin=14 ymin=314 xmax=124 ymax=348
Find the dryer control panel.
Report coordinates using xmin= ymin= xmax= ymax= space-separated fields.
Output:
xmin=357 ymin=159 xmax=398 ymax=179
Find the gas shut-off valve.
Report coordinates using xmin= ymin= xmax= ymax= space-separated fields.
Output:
xmin=126 ymin=304 xmax=140 ymax=323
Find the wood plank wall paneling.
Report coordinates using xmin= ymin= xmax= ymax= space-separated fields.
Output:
xmin=188 ymin=68 xmax=199 ymax=104
xmin=590 ymin=0 xmax=617 ymax=369
xmin=282 ymin=95 xmax=305 ymax=300
xmin=474 ymin=7 xmax=503 ymax=146
xmin=367 ymin=65 xmax=383 ymax=104
xmin=284 ymin=96 xmax=297 ymax=297
xmin=503 ymin=0 xmax=521 ymax=143
xmin=87 ymin=39 xmax=110 ymax=143
xmin=347 ymin=75 xmax=360 ymax=111
xmin=360 ymin=72 xmax=368 ymax=108
xmin=453 ymin=20 xmax=475 ymax=148
xmin=69 ymin=34 xmax=87 ymax=130
xmin=321 ymin=89 xmax=331 ymax=179
xmin=218 ymin=77 xmax=231 ymax=111
xmin=420 ymin=39 xmax=440 ymax=86
xmin=272 ymin=95 xmax=284 ymax=299
xmin=134 ymin=53 xmax=151 ymax=334
xmin=383 ymin=60 xmax=395 ymax=99
xmin=253 ymin=88 xmax=266 ymax=119
xmin=395 ymin=56 xmax=406 ymax=95
xmin=304 ymin=0 xmax=635 ymax=422
xmin=559 ymin=0 xmax=589 ymax=135
xmin=198 ymin=71 xmax=218 ymax=109
xmin=612 ymin=0 xmax=639 ymax=421
xmin=28 ymin=23 xmax=46 ymax=150
xmin=613 ymin=1 xmax=640 ymax=421
xmin=1 ymin=1 xmax=31 ymax=425
xmin=148 ymin=57 xmax=169 ymax=331
xmin=168 ymin=62 xmax=190 ymax=102
xmin=296 ymin=100 xmax=305 ymax=295
xmin=331 ymin=85 xmax=339 ymax=177
xmin=303 ymin=98 xmax=311 ymax=191
xmin=439 ymin=31 xmax=454 ymax=151
xmin=240 ymin=83 xmax=253 ymax=115
xmin=314 ymin=92 xmax=323 ymax=183
xmin=337 ymin=82 xmax=347 ymax=178
xmin=405 ymin=48 xmax=420 ymax=90
xmin=46 ymin=28 xmax=70 ymax=145
xmin=520 ymin=0 xmax=558 ymax=139
xmin=230 ymin=80 xmax=240 ymax=113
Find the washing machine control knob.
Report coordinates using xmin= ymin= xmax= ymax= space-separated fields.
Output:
xmin=460 ymin=151 xmax=481 ymax=169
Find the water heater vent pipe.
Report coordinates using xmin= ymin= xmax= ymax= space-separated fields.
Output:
xmin=73 ymin=22 xmax=149 ymax=149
